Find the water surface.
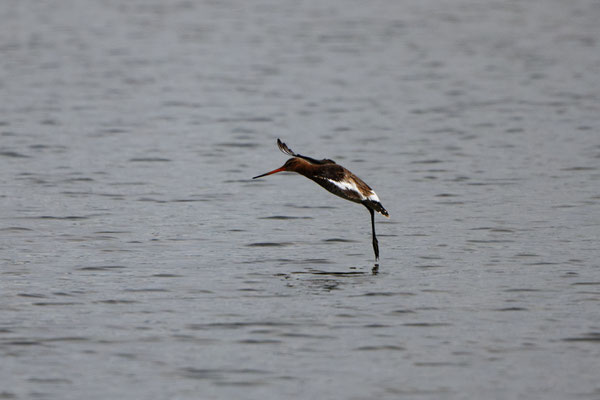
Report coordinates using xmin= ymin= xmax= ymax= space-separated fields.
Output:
xmin=1 ymin=0 xmax=599 ymax=399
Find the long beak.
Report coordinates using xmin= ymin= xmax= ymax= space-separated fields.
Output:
xmin=252 ymin=166 xmax=286 ymax=179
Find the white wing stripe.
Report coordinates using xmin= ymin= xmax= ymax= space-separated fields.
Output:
xmin=367 ymin=192 xmax=380 ymax=202
xmin=324 ymin=178 xmax=379 ymax=201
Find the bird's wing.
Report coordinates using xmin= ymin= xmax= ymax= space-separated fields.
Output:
xmin=277 ymin=138 xmax=336 ymax=165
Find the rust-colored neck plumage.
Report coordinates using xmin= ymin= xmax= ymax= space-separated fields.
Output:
xmin=282 ymin=157 xmax=317 ymax=177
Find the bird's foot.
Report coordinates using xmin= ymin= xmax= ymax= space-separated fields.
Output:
xmin=372 ymin=263 xmax=379 ymax=275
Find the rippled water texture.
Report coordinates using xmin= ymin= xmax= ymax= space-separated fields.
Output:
xmin=1 ymin=0 xmax=599 ymax=399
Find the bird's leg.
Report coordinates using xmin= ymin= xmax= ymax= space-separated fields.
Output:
xmin=369 ymin=207 xmax=379 ymax=261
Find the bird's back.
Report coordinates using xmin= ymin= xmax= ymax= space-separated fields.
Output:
xmin=306 ymin=164 xmax=373 ymax=202
xmin=286 ymin=155 xmax=389 ymax=217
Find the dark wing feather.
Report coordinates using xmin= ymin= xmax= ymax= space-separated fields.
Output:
xmin=277 ymin=138 xmax=336 ymax=165
xmin=277 ymin=138 xmax=296 ymax=157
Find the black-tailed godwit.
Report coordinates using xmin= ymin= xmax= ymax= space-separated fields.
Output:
xmin=253 ymin=139 xmax=389 ymax=262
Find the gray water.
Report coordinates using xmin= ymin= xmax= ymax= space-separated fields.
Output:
xmin=1 ymin=0 xmax=599 ymax=399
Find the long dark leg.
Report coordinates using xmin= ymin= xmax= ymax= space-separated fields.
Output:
xmin=369 ymin=207 xmax=379 ymax=261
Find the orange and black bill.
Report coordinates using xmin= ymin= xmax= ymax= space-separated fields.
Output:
xmin=252 ymin=166 xmax=286 ymax=179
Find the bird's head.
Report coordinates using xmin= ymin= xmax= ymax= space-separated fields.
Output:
xmin=252 ymin=158 xmax=303 ymax=179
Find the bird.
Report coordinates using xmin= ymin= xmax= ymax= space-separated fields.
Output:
xmin=253 ymin=139 xmax=389 ymax=262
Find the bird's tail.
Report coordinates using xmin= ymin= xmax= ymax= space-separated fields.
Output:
xmin=364 ymin=200 xmax=389 ymax=218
